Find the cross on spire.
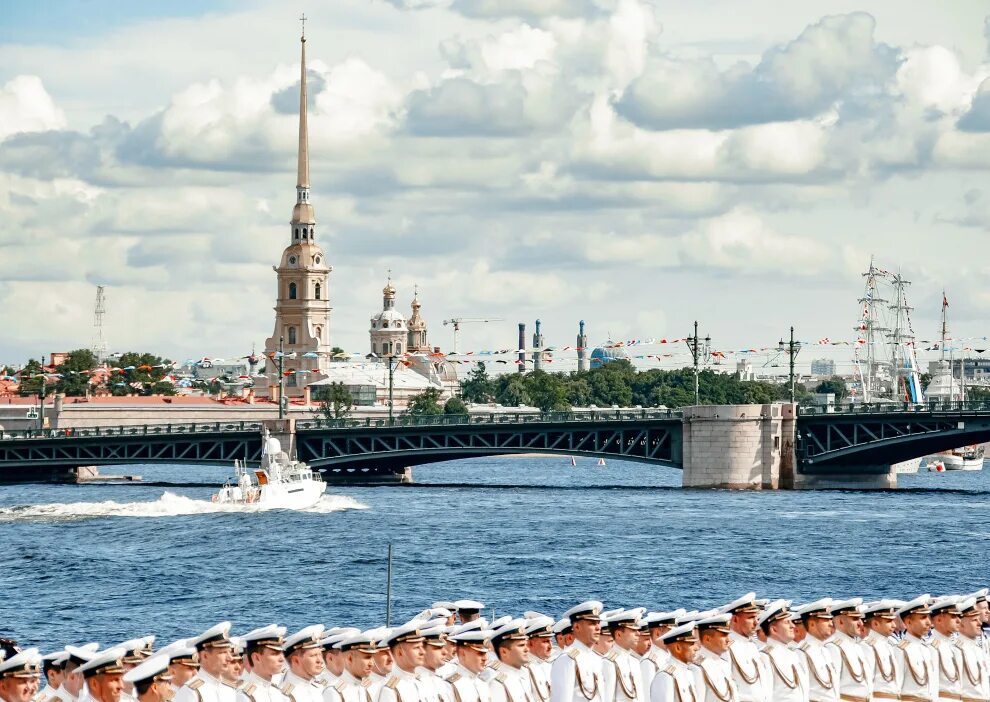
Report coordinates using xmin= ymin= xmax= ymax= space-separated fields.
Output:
xmin=300 ymin=13 xmax=306 ymax=39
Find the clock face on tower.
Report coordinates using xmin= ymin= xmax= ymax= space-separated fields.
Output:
xmin=289 ymin=256 xmax=297 ymax=265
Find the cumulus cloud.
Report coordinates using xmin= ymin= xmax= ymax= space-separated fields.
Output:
xmin=451 ymin=0 xmax=606 ymax=20
xmin=616 ymin=13 xmax=898 ymax=130
xmin=0 ymin=75 xmax=66 ymax=141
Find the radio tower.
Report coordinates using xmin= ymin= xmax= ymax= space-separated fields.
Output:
xmin=92 ymin=286 xmax=107 ymax=363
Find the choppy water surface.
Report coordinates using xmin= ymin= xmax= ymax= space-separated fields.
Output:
xmin=2 ymin=457 xmax=987 ymax=649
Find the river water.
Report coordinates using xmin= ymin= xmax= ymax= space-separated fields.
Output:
xmin=2 ymin=457 xmax=988 ymax=650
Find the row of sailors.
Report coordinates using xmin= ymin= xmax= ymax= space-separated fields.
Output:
xmin=3 ymin=592 xmax=990 ymax=702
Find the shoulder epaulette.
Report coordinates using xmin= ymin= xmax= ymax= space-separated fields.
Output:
xmin=495 ymin=673 xmax=507 ymax=683
xmin=490 ymin=660 xmax=502 ymax=670
xmin=222 ymin=681 xmax=240 ymax=690
xmin=663 ymin=665 xmax=676 ymax=675
xmin=798 ymin=641 xmax=810 ymax=651
xmin=281 ymin=684 xmax=295 ymax=696
xmin=898 ymin=640 xmax=910 ymax=650
xmin=604 ymin=651 xmax=618 ymax=662
xmin=385 ymin=677 xmax=400 ymax=690
xmin=242 ymin=684 xmax=257 ymax=695
xmin=333 ymin=681 xmax=347 ymax=693
xmin=566 ymin=649 xmax=580 ymax=660
xmin=360 ymin=679 xmax=372 ymax=689
xmin=931 ymin=640 xmax=941 ymax=649
xmin=188 ymin=680 xmax=205 ymax=691
xmin=446 ymin=673 xmax=462 ymax=684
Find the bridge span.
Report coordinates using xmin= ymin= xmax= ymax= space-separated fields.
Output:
xmin=1 ymin=402 xmax=989 ymax=489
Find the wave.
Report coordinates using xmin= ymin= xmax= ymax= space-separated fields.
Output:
xmin=0 ymin=491 xmax=368 ymax=523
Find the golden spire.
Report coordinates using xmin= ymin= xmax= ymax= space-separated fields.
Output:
xmin=297 ymin=13 xmax=309 ymax=191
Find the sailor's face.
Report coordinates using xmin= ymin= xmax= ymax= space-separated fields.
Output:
xmin=704 ymin=631 xmax=731 ymax=656
xmin=457 ymin=646 xmax=487 ymax=675
xmin=64 ymin=670 xmax=85 ymax=696
xmin=499 ymin=639 xmax=529 ymax=668
xmin=528 ymin=636 xmax=553 ymax=660
xmin=91 ymin=673 xmax=124 ymax=702
xmin=293 ymin=649 xmax=324 ymax=678
xmin=732 ymin=612 xmax=758 ymax=637
xmin=960 ymin=614 xmax=983 ymax=638
xmin=770 ymin=618 xmax=796 ymax=643
xmin=632 ymin=632 xmax=651 ymax=656
xmin=0 ymin=676 xmax=39 ymax=702
xmin=346 ymin=651 xmax=374 ymax=679
xmin=572 ymin=619 xmax=600 ymax=647
xmin=977 ymin=601 xmax=989 ymax=624
xmin=869 ymin=617 xmax=896 ymax=637
xmin=904 ymin=613 xmax=932 ymax=638
xmin=372 ymin=649 xmax=392 ymax=675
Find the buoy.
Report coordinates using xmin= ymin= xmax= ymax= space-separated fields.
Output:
xmin=569 ymin=456 xmax=576 ymax=467
xmin=597 ymin=458 xmax=606 ymax=466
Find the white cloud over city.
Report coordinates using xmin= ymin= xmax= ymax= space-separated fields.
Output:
xmin=2 ymin=0 xmax=990 ymax=372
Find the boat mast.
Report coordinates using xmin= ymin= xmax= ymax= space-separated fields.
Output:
xmin=857 ymin=258 xmax=889 ymax=402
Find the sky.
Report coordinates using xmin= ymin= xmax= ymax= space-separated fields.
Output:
xmin=2 ymin=0 xmax=990 ymax=374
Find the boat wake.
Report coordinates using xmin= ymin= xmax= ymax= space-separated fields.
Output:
xmin=0 ymin=491 xmax=368 ymax=523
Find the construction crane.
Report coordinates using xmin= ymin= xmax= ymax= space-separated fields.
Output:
xmin=442 ymin=317 xmax=504 ymax=354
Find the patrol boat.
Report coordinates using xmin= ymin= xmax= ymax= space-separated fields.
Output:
xmin=212 ymin=430 xmax=326 ymax=510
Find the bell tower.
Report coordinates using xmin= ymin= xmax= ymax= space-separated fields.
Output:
xmin=263 ymin=17 xmax=333 ymax=397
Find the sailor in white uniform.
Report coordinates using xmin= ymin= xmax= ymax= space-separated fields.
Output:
xmin=124 ymin=655 xmax=176 ymax=702
xmin=824 ymin=599 xmax=871 ymax=702
xmin=721 ymin=595 xmax=768 ymax=702
xmin=120 ymin=638 xmax=156 ymax=702
xmin=524 ymin=617 xmax=555 ymax=702
xmin=966 ymin=590 xmax=990 ymax=659
xmin=595 ymin=614 xmax=620 ymax=659
xmin=378 ymin=621 xmax=429 ymax=702
xmin=149 ymin=641 xmax=197 ymax=697
xmin=281 ymin=626 xmax=326 ymax=702
xmin=77 ymin=647 xmax=129 ymax=702
xmin=365 ymin=629 xmax=394 ymax=702
xmin=323 ymin=632 xmax=380 ymax=702
xmin=757 ymin=601 xmax=807 ymax=702
xmin=552 ymin=622 xmax=574 ymax=665
xmin=792 ymin=600 xmax=838 ymax=702
xmin=319 ymin=632 xmax=360 ymax=689
xmin=456 ymin=603 xmax=487 ymax=626
xmin=236 ymin=626 xmax=289 ymax=702
xmin=550 ymin=601 xmax=605 ymax=702
xmin=648 ymin=623 xmax=699 ymax=702
xmin=893 ymin=596 xmax=938 ymax=702
xmin=38 ymin=651 xmax=70 ymax=702
xmin=601 ymin=609 xmax=646 ymax=702
xmin=417 ymin=622 xmax=453 ymax=702
xmin=861 ymin=601 xmax=902 ymax=702
xmin=693 ymin=614 xmax=739 ymax=702
xmin=0 ymin=648 xmax=41 ymax=702
xmin=175 ymin=623 xmax=239 ymax=702
xmin=639 ymin=613 xmax=678 ymax=697
xmin=445 ymin=629 xmax=493 ymax=702
xmin=488 ymin=620 xmax=533 ymax=702
xmin=954 ymin=597 xmax=989 ymax=702
xmin=930 ymin=597 xmax=964 ymax=702
xmin=62 ymin=646 xmax=101 ymax=702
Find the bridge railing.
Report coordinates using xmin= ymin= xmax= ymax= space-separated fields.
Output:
xmin=798 ymin=400 xmax=990 ymax=416
xmin=299 ymin=408 xmax=682 ymax=430
xmin=0 ymin=421 xmax=263 ymax=441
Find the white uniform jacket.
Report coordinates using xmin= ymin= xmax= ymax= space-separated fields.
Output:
xmin=489 ymin=665 xmax=532 ymax=702
xmin=954 ymin=634 xmax=989 ymax=702
xmin=825 ymin=632 xmax=871 ymax=702
xmin=237 ymin=673 xmax=291 ymax=702
xmin=602 ymin=647 xmax=645 ymax=702
xmin=760 ymin=640 xmax=808 ymax=702
xmin=727 ymin=634 xmax=767 ymax=702
xmin=862 ymin=630 xmax=902 ymax=700
xmin=378 ymin=666 xmax=427 ymax=702
xmin=550 ymin=642 xmax=604 ymax=702
xmin=526 ymin=660 xmax=551 ymax=702
xmin=893 ymin=634 xmax=937 ymax=702
xmin=641 ymin=649 xmax=671 ymax=697
xmin=175 ymin=670 xmax=240 ymax=702
xmin=445 ymin=664 xmax=492 ymax=702
xmin=797 ymin=637 xmax=838 ymax=702
xmin=324 ymin=671 xmax=376 ymax=702
xmin=282 ymin=671 xmax=325 ymax=702
xmin=693 ymin=648 xmax=739 ymax=702
xmin=649 ymin=658 xmax=697 ymax=702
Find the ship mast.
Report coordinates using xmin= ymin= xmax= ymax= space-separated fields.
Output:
xmin=886 ymin=270 xmax=922 ymax=403
xmin=856 ymin=258 xmax=889 ymax=402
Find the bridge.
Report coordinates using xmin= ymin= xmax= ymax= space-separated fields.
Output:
xmin=1 ymin=402 xmax=988 ymax=489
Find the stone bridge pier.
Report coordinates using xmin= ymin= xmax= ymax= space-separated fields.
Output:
xmin=681 ymin=404 xmax=902 ymax=490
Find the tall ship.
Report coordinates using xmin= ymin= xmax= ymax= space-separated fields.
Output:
xmin=851 ymin=261 xmax=925 ymax=474
xmin=922 ymin=292 xmax=984 ymax=471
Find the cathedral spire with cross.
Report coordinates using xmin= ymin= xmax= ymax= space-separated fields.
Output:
xmin=262 ymin=17 xmax=334 ymax=400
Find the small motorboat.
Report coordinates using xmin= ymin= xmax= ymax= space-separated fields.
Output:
xmin=212 ymin=430 xmax=326 ymax=510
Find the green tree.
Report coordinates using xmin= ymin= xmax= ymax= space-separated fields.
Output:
xmin=460 ymin=362 xmax=496 ymax=403
xmin=444 ymin=396 xmax=468 ymax=415
xmin=815 ymin=377 xmax=848 ymax=401
xmin=525 ymin=371 xmax=571 ymax=413
xmin=494 ymin=373 xmax=530 ymax=407
xmin=329 ymin=346 xmax=348 ymax=361
xmin=108 ymin=352 xmax=176 ymax=396
xmin=314 ymin=382 xmax=354 ymax=420
xmin=52 ymin=348 xmax=99 ymax=396
xmin=17 ymin=359 xmax=45 ymax=397
xmin=407 ymin=387 xmax=444 ymax=415
xmin=566 ymin=377 xmax=593 ymax=407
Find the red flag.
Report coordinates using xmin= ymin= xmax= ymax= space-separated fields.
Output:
xmin=943 ymin=293 xmax=949 ymax=308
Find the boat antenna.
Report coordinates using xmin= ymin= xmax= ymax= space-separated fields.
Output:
xmin=385 ymin=543 xmax=393 ymax=626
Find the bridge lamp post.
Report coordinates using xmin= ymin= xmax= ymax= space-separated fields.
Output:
xmin=778 ymin=327 xmax=802 ymax=404
xmin=685 ymin=321 xmax=712 ymax=405
xmin=277 ymin=335 xmax=286 ymax=420
xmin=385 ymin=352 xmax=398 ymax=425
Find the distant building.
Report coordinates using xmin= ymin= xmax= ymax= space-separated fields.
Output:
xmin=590 ymin=341 xmax=629 ymax=369
xmin=810 ymin=358 xmax=836 ymax=377
xmin=736 ymin=360 xmax=755 ymax=381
